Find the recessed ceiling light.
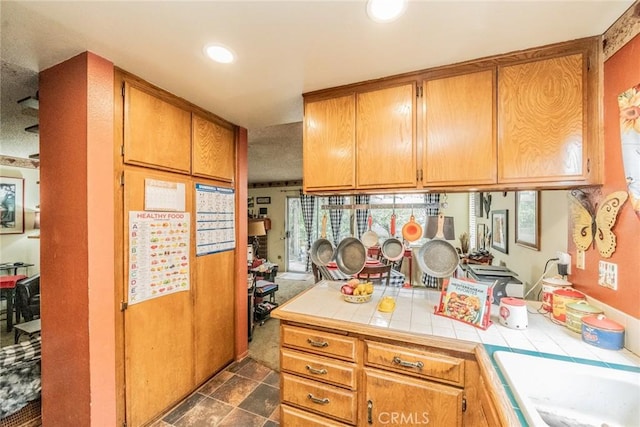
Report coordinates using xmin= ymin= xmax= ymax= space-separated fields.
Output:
xmin=204 ymin=44 xmax=235 ymax=64
xmin=367 ymin=0 xmax=407 ymax=23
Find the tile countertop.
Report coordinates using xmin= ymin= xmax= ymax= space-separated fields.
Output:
xmin=276 ymin=281 xmax=640 ymax=368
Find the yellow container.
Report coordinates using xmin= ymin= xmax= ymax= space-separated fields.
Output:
xmin=565 ymin=301 xmax=602 ymax=333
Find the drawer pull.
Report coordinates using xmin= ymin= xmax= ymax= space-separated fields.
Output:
xmin=307 ymin=338 xmax=329 ymax=348
xmin=307 ymin=393 xmax=330 ymax=405
xmin=367 ymin=400 xmax=373 ymax=424
xmin=393 ymin=356 xmax=424 ymax=369
xmin=305 ymin=365 xmax=328 ymax=375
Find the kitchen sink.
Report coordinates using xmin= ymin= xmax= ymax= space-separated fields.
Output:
xmin=493 ymin=350 xmax=640 ymax=427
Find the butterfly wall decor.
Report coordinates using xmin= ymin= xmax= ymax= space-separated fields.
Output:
xmin=568 ymin=189 xmax=628 ymax=258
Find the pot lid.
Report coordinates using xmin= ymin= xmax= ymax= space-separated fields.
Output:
xmin=566 ymin=301 xmax=602 ymax=314
xmin=582 ymin=314 xmax=624 ymax=331
xmin=500 ymin=297 xmax=526 ymax=307
xmin=553 ymin=288 xmax=585 ymax=298
xmin=542 ymin=277 xmax=572 ymax=287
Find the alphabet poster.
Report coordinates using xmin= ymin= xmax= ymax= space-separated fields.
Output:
xmin=128 ymin=211 xmax=190 ymax=305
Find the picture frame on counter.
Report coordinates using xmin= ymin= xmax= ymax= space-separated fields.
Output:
xmin=256 ymin=196 xmax=271 ymax=205
xmin=491 ymin=210 xmax=508 ymax=254
xmin=515 ymin=190 xmax=540 ymax=250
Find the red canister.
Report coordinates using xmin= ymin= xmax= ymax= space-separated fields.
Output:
xmin=541 ymin=277 xmax=572 ymax=312
xmin=551 ymin=288 xmax=586 ymax=322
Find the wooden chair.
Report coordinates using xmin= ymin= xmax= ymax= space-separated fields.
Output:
xmin=311 ymin=263 xmax=322 ymax=283
xmin=358 ymin=264 xmax=392 ymax=287
xmin=380 ymin=255 xmax=403 ymax=272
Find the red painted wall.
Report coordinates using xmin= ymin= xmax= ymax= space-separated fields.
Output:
xmin=569 ymin=34 xmax=640 ymax=319
xmin=235 ymin=127 xmax=249 ymax=359
xmin=39 ymin=52 xmax=116 ymax=425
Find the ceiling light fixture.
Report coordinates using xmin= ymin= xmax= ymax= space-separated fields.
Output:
xmin=366 ymin=0 xmax=407 ymax=23
xmin=204 ymin=44 xmax=235 ymax=64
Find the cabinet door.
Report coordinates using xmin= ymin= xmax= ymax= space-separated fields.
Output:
xmin=423 ymin=70 xmax=496 ymax=186
xmin=303 ymin=95 xmax=356 ymax=191
xmin=192 ymin=114 xmax=235 ymax=183
xmin=364 ymin=368 xmax=463 ymax=427
xmin=357 ymin=83 xmax=417 ymax=189
xmin=123 ymin=82 xmax=191 ymax=173
xmin=498 ymin=53 xmax=585 ymax=183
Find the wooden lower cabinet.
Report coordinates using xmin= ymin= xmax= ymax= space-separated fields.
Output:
xmin=281 ymin=404 xmax=352 ymax=427
xmin=363 ymin=368 xmax=463 ymax=427
xmin=282 ymin=373 xmax=358 ymax=424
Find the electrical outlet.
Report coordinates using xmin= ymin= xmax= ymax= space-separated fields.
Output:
xmin=598 ymin=261 xmax=618 ymax=290
xmin=576 ymin=250 xmax=585 ymax=270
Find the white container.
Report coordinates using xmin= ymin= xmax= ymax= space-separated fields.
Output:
xmin=499 ymin=297 xmax=528 ymax=330
xmin=541 ymin=277 xmax=572 ymax=312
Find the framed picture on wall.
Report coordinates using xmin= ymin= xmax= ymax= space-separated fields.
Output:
xmin=474 ymin=192 xmax=484 ymax=218
xmin=256 ymin=196 xmax=271 ymax=205
xmin=476 ymin=223 xmax=486 ymax=250
xmin=491 ymin=210 xmax=508 ymax=254
xmin=515 ymin=190 xmax=540 ymax=250
xmin=0 ymin=176 xmax=25 ymax=234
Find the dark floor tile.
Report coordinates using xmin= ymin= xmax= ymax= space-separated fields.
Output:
xmin=218 ymin=407 xmax=268 ymax=427
xmin=210 ymin=374 xmax=260 ymax=406
xmin=263 ymin=420 xmax=279 ymax=427
xmin=162 ymin=392 xmax=205 ymax=424
xmin=236 ymin=359 xmax=272 ymax=381
xmin=269 ymin=405 xmax=280 ymax=422
xmin=226 ymin=356 xmax=253 ymax=373
xmin=238 ymin=383 xmax=280 ymax=418
xmin=262 ymin=371 xmax=280 ymax=388
xmin=199 ymin=370 xmax=235 ymax=395
xmin=173 ymin=397 xmax=233 ymax=427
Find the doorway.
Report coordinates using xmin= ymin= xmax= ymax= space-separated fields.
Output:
xmin=285 ymin=196 xmax=307 ymax=272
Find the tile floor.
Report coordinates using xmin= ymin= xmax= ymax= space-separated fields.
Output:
xmin=151 ymin=358 xmax=280 ymax=427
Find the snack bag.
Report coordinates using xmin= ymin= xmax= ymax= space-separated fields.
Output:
xmin=435 ymin=277 xmax=493 ymax=330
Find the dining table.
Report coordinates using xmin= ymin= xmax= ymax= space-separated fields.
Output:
xmin=0 ymin=262 xmax=35 ymax=276
xmin=319 ymin=260 xmax=407 ymax=287
xmin=1 ymin=274 xmax=27 ymax=332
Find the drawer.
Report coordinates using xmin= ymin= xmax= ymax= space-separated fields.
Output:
xmin=281 ymin=324 xmax=358 ymax=361
xmin=281 ymin=404 xmax=352 ymax=427
xmin=281 ymin=373 xmax=357 ymax=424
xmin=281 ymin=348 xmax=357 ymax=389
xmin=364 ymin=340 xmax=465 ymax=386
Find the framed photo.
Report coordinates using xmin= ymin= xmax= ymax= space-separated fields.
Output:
xmin=491 ymin=210 xmax=508 ymax=254
xmin=0 ymin=176 xmax=25 ymax=234
xmin=476 ymin=223 xmax=486 ymax=250
xmin=515 ymin=190 xmax=540 ymax=250
xmin=256 ymin=196 xmax=271 ymax=205
xmin=474 ymin=192 xmax=484 ymax=218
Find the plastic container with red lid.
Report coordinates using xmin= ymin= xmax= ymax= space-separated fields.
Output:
xmin=581 ymin=314 xmax=625 ymax=350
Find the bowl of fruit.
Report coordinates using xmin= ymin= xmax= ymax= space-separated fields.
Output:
xmin=340 ymin=279 xmax=374 ymax=303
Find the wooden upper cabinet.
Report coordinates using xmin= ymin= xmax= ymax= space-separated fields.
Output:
xmin=192 ymin=114 xmax=235 ymax=183
xmin=357 ymin=83 xmax=417 ymax=189
xmin=422 ymin=70 xmax=496 ymax=186
xmin=498 ymin=53 xmax=587 ymax=183
xmin=123 ymin=82 xmax=191 ymax=173
xmin=303 ymin=94 xmax=356 ymax=191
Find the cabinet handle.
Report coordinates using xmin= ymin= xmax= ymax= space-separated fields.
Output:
xmin=305 ymin=365 xmax=328 ymax=375
xmin=307 ymin=393 xmax=330 ymax=405
xmin=392 ymin=356 xmax=424 ymax=369
xmin=307 ymin=338 xmax=329 ymax=348
xmin=367 ymin=400 xmax=373 ymax=424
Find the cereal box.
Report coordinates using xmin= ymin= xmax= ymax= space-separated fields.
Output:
xmin=435 ymin=277 xmax=493 ymax=330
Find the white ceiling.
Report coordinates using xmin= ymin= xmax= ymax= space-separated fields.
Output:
xmin=0 ymin=0 xmax=634 ymax=183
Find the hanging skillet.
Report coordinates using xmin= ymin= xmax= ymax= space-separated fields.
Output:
xmin=361 ymin=212 xmax=379 ymax=249
xmin=310 ymin=214 xmax=335 ymax=266
xmin=402 ymin=208 xmax=423 ymax=243
xmin=382 ymin=209 xmax=404 ymax=262
xmin=417 ymin=214 xmax=459 ymax=278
